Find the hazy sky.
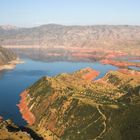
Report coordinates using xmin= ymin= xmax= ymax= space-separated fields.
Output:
xmin=0 ymin=0 xmax=140 ymax=27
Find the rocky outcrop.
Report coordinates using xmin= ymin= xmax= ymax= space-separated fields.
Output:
xmin=0 ymin=119 xmax=32 ymax=140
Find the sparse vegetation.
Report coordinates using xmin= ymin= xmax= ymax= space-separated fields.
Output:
xmin=17 ymin=68 xmax=140 ymax=140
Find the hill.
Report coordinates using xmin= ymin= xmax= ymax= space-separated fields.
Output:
xmin=0 ymin=46 xmax=17 ymax=66
xmin=18 ymin=68 xmax=140 ymax=140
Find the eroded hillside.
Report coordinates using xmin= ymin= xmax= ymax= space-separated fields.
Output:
xmin=18 ymin=68 xmax=140 ymax=140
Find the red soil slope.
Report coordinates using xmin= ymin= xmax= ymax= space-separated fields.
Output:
xmin=17 ymin=91 xmax=35 ymax=125
xmin=0 ymin=116 xmax=3 ymax=123
xmin=82 ymin=68 xmax=100 ymax=81
xmin=18 ymin=68 xmax=100 ymax=126
xmin=101 ymin=59 xmax=140 ymax=68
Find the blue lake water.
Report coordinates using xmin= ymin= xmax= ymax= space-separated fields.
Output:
xmin=0 ymin=58 xmax=118 ymax=125
xmin=129 ymin=60 xmax=140 ymax=63
xmin=128 ymin=60 xmax=140 ymax=71
xmin=129 ymin=66 xmax=140 ymax=71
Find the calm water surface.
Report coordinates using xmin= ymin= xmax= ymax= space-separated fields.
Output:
xmin=129 ymin=60 xmax=140 ymax=63
xmin=0 ymin=58 xmax=118 ymax=125
xmin=129 ymin=66 xmax=140 ymax=71
xmin=128 ymin=60 xmax=140 ymax=71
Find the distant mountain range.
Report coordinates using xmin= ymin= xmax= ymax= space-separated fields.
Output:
xmin=0 ymin=25 xmax=18 ymax=30
xmin=0 ymin=24 xmax=140 ymax=62
xmin=0 ymin=24 xmax=140 ymax=49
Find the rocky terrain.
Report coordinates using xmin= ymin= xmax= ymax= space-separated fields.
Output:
xmin=18 ymin=68 xmax=140 ymax=140
xmin=0 ymin=116 xmax=44 ymax=140
xmin=0 ymin=46 xmax=24 ymax=71
xmin=0 ymin=24 xmax=140 ymax=49
xmin=0 ymin=46 xmax=16 ymax=66
xmin=0 ymin=117 xmax=32 ymax=140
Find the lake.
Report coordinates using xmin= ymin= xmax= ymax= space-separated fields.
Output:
xmin=0 ymin=58 xmax=118 ymax=125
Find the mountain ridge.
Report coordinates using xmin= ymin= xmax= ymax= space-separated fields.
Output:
xmin=1 ymin=24 xmax=140 ymax=63
xmin=1 ymin=24 xmax=140 ymax=47
xmin=18 ymin=68 xmax=140 ymax=140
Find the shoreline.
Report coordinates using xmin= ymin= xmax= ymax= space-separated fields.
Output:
xmin=100 ymin=59 xmax=140 ymax=68
xmin=0 ymin=58 xmax=24 ymax=71
xmin=17 ymin=90 xmax=35 ymax=125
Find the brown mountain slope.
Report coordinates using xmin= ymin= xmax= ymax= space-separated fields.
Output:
xmin=0 ymin=46 xmax=17 ymax=66
xmin=18 ymin=68 xmax=140 ymax=140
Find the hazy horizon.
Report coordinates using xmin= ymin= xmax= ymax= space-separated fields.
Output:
xmin=0 ymin=0 xmax=140 ymax=27
xmin=1 ymin=23 xmax=140 ymax=29
xmin=0 ymin=23 xmax=140 ymax=28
